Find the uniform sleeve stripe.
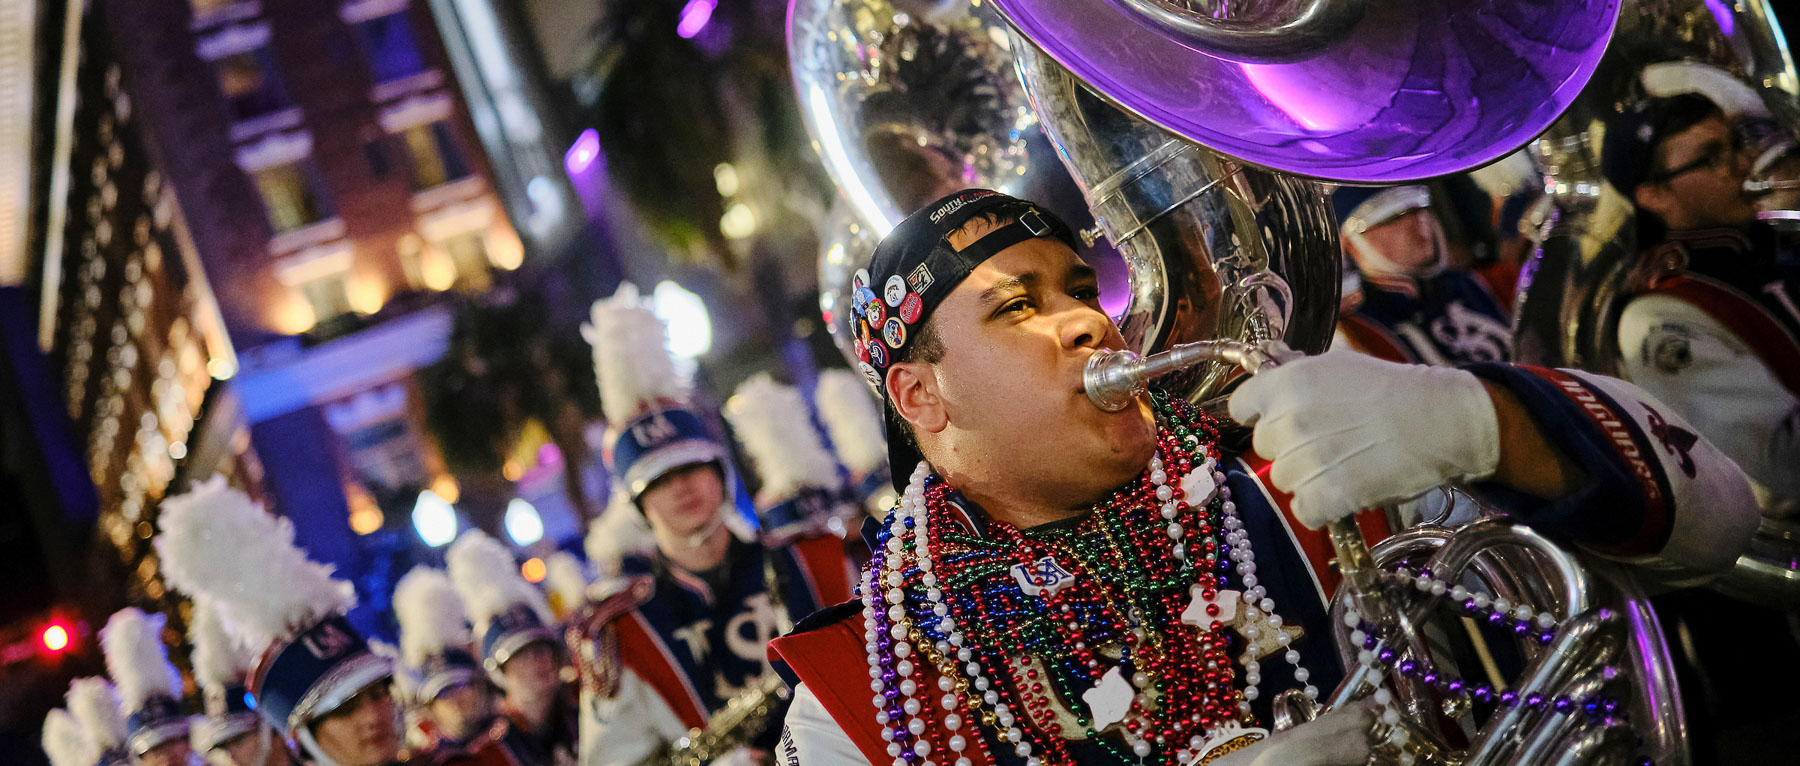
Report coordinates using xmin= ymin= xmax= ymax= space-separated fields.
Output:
xmin=1464 ymin=364 xmax=1673 ymax=556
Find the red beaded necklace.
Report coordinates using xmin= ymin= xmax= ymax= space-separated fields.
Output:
xmin=898 ymin=398 xmax=1257 ymax=764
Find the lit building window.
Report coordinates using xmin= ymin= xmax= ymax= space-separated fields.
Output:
xmin=439 ymin=230 xmax=492 ymax=291
xmin=299 ymin=270 xmax=352 ymax=322
xmin=275 ymin=244 xmax=356 ymax=329
xmin=415 ymin=199 xmax=502 ymax=291
xmin=250 ymin=160 xmax=335 ymax=233
xmin=356 ymin=12 xmax=427 ymax=84
xmin=213 ymin=48 xmax=290 ymax=122
xmin=399 ymin=121 xmax=470 ymax=191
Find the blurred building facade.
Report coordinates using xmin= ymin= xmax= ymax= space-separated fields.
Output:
xmin=15 ymin=0 xmax=603 ymax=659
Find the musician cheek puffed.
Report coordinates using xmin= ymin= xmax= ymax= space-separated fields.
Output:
xmin=767 ymin=190 xmax=1764 ymax=766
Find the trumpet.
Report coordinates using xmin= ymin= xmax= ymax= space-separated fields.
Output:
xmin=1085 ymin=340 xmax=1687 ymax=765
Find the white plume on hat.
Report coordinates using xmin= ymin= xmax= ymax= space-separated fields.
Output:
xmin=99 ymin=608 xmax=182 ymax=714
xmin=154 ymin=476 xmax=356 ymax=650
xmin=42 ymin=708 xmax=99 ymax=766
xmin=366 ymin=638 xmax=415 ymax=702
xmin=393 ymin=566 xmax=472 ymax=669
xmin=583 ymin=497 xmax=655 ymax=578
xmin=1466 ymin=150 xmax=1541 ymax=201
xmin=543 ymin=552 xmax=590 ymax=616
xmin=188 ymin=599 xmax=252 ymax=700
xmin=814 ymin=368 xmax=888 ymax=475
xmin=445 ymin=530 xmax=551 ymax=636
xmin=725 ymin=374 xmax=841 ymax=501
xmin=65 ymin=678 xmax=128 ymax=752
xmin=582 ymin=282 xmax=690 ymax=424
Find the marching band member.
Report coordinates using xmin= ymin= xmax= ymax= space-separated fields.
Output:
xmin=99 ymin=607 xmax=194 ymax=766
xmin=1601 ymin=91 xmax=1800 ymax=516
xmin=1331 ymin=185 xmax=1515 ymax=366
xmin=394 ymin=565 xmax=519 ymax=765
xmin=156 ymin=478 xmax=408 ymax=766
xmin=1601 ymin=88 xmax=1800 ymax=763
xmin=189 ymin=599 xmax=296 ymax=766
xmin=567 ymin=284 xmax=855 ymax=765
xmin=63 ymin=678 xmax=130 ymax=766
xmin=814 ymin=367 xmax=897 ymax=523
xmin=445 ymin=531 xmax=579 ymax=766
xmin=771 ymin=189 xmax=1760 ymax=765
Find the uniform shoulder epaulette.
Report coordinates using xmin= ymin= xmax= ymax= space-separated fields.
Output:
xmin=565 ymin=577 xmax=654 ymax=699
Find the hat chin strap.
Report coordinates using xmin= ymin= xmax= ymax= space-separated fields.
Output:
xmin=293 ymin=727 xmax=341 ymax=766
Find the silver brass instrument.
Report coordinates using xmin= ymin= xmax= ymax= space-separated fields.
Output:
xmin=1514 ymin=0 xmax=1800 ymax=604
xmin=997 ymin=0 xmax=1686 ymax=758
xmin=1087 ymin=340 xmax=1688 ymax=765
xmin=789 ymin=0 xmax=1041 ymax=371
xmin=638 ymin=674 xmax=793 ymax=766
xmin=793 ymin=0 xmax=1687 ymax=757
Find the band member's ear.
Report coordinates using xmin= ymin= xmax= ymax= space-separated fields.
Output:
xmin=887 ymin=362 xmax=948 ymax=435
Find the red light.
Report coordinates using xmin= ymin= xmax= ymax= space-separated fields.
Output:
xmin=41 ymin=624 xmax=70 ymax=653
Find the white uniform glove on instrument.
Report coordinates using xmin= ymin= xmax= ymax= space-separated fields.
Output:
xmin=1228 ymin=349 xmax=1501 ymax=530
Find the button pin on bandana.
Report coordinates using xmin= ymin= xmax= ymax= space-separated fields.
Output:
xmin=853 ymin=268 xmax=871 ymax=292
xmin=858 ymin=361 xmax=880 ymax=386
xmin=898 ymin=293 xmax=923 ymax=324
xmin=884 ymin=275 xmax=907 ymax=307
xmin=867 ymin=341 xmax=888 ymax=368
xmin=882 ymin=317 xmax=907 ymax=348
xmin=864 ymin=295 xmax=887 ymax=325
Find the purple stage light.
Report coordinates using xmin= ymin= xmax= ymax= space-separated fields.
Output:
xmin=565 ymin=129 xmax=601 ymax=176
xmin=677 ymin=0 xmax=717 ymax=39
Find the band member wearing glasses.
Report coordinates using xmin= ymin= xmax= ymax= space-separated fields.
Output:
xmin=771 ymin=189 xmax=1758 ymax=765
xmin=1602 ymin=91 xmax=1800 ymax=516
xmin=1601 ymin=89 xmax=1800 ymax=762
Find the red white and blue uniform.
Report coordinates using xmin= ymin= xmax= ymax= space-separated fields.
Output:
xmin=1616 ymin=223 xmax=1800 ymax=515
xmin=1336 ymin=268 xmax=1515 ymax=367
xmin=572 ymin=533 xmax=855 ymax=765
xmin=769 ymin=367 xmax=1757 ymax=764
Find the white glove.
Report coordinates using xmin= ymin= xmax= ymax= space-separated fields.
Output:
xmin=1210 ymin=701 xmax=1375 ymax=766
xmin=1227 ymin=349 xmax=1500 ymax=530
